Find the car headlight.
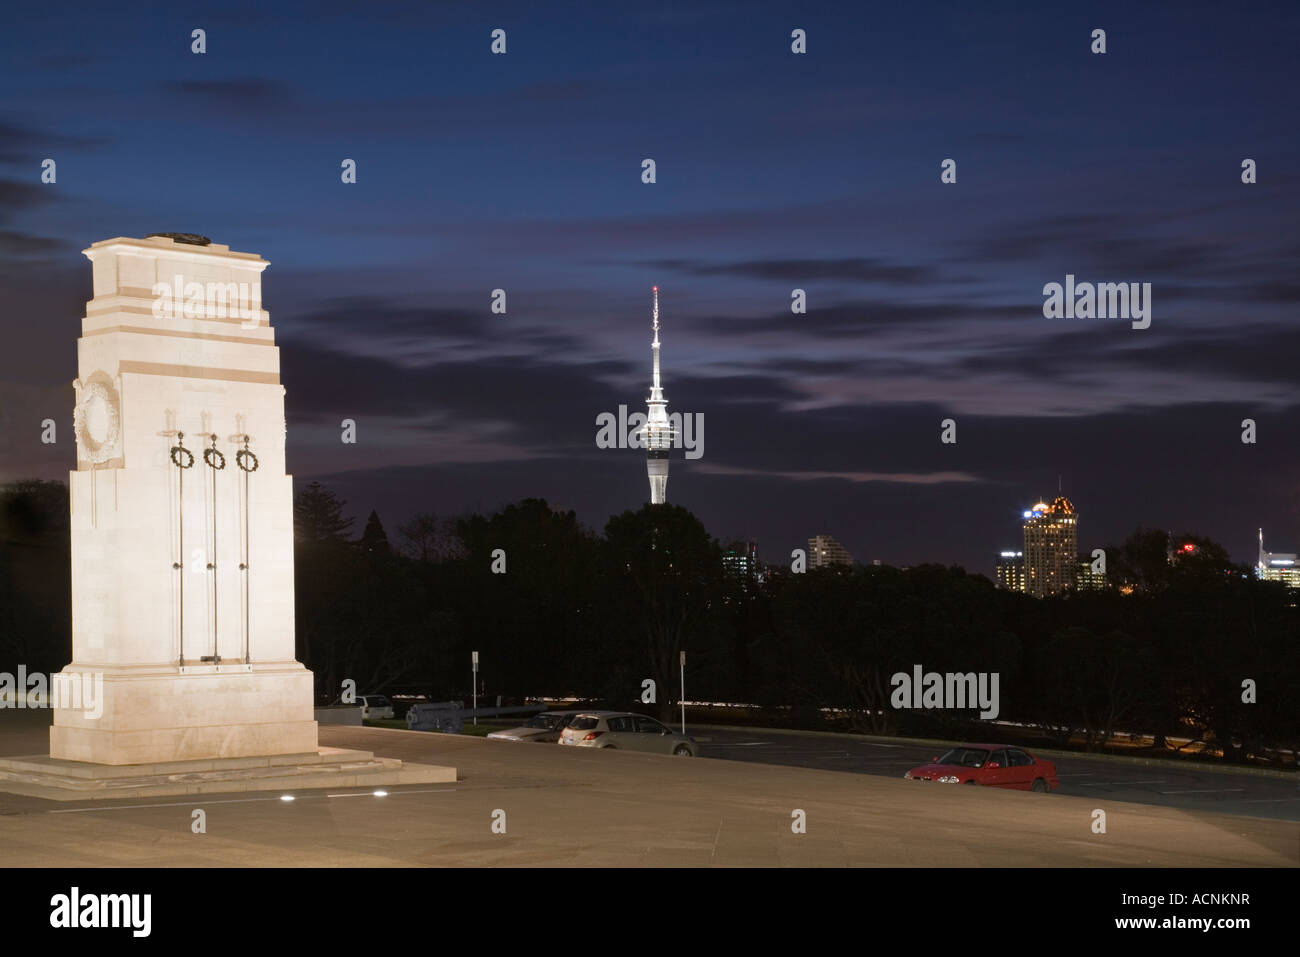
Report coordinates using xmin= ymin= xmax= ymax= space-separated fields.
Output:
xmin=937 ymin=775 xmax=960 ymax=783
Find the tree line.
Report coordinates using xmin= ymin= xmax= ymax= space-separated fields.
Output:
xmin=2 ymin=478 xmax=1296 ymax=765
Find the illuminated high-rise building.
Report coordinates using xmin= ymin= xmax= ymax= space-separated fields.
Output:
xmin=1257 ymin=528 xmax=1300 ymax=589
xmin=1022 ymin=496 xmax=1077 ymax=597
xmin=1076 ymin=554 xmax=1108 ymax=590
xmin=723 ymin=540 xmax=759 ymax=578
xmin=637 ymin=286 xmax=675 ymax=504
xmin=995 ymin=550 xmax=1025 ymax=592
xmin=808 ymin=534 xmax=852 ymax=569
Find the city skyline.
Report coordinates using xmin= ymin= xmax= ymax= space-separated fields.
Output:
xmin=1 ymin=1 xmax=1297 ymax=575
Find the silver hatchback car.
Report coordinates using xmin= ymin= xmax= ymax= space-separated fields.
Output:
xmin=559 ymin=712 xmax=696 ymax=756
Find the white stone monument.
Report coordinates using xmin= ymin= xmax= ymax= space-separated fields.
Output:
xmin=51 ymin=233 xmax=317 ymax=765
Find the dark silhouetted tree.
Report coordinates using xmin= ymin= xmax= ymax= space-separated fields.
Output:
xmin=294 ymin=481 xmax=354 ymax=543
xmin=604 ymin=504 xmax=728 ymax=722
xmin=360 ymin=510 xmax=390 ymax=555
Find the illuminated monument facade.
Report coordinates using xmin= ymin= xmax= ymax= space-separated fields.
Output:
xmin=639 ymin=286 xmax=675 ymax=504
xmin=51 ymin=234 xmax=317 ymax=765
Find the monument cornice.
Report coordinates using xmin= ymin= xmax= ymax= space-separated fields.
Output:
xmin=82 ymin=236 xmax=269 ymax=267
xmin=117 ymin=359 xmax=281 ymax=385
xmin=80 ymin=325 xmax=275 ymax=347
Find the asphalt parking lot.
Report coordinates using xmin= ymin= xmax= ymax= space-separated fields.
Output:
xmin=698 ymin=728 xmax=1300 ymax=821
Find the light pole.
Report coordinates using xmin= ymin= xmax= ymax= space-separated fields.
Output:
xmin=679 ymin=650 xmax=686 ymax=734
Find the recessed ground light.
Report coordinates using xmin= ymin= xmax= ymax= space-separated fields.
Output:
xmin=373 ymin=790 xmax=388 ymax=797
xmin=280 ymin=795 xmax=295 ymax=802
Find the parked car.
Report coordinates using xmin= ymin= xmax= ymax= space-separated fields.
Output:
xmin=904 ymin=744 xmax=1058 ymax=791
xmin=388 ymin=694 xmax=431 ymax=720
xmin=487 ymin=710 xmax=583 ymax=743
xmin=357 ymin=695 xmax=394 ymax=721
xmin=559 ymin=712 xmax=696 ymax=756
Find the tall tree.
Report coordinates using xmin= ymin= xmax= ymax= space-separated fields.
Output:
xmin=293 ymin=481 xmax=354 ymax=543
xmin=396 ymin=512 xmax=464 ymax=562
xmin=604 ymin=504 xmax=727 ymax=722
xmin=452 ymin=499 xmax=603 ymax=698
xmin=360 ymin=510 xmax=390 ymax=555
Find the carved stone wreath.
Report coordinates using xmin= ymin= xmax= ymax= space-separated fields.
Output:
xmin=74 ymin=377 xmax=121 ymax=464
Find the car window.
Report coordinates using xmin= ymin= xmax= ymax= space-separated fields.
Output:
xmin=938 ymin=747 xmax=989 ymax=768
xmin=990 ymin=749 xmax=1010 ymax=767
xmin=1009 ymin=749 xmax=1032 ymax=767
xmin=607 ymin=716 xmax=635 ymax=732
xmin=371 ymin=696 xmax=389 ymax=706
xmin=635 ymin=716 xmax=666 ymax=733
xmin=570 ymin=716 xmax=598 ymax=730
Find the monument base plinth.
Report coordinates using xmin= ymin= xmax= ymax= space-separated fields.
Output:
xmin=50 ymin=663 xmax=320 ymax=765
xmin=0 ymin=747 xmax=456 ymax=801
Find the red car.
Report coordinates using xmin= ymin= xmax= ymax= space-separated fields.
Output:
xmin=904 ymin=744 xmax=1058 ymax=792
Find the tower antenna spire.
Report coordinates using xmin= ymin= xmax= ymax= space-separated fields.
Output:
xmin=650 ymin=285 xmax=662 ymax=394
xmin=640 ymin=285 xmax=673 ymax=503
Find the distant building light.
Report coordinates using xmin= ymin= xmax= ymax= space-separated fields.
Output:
xmin=1270 ymin=559 xmax=1295 ymax=566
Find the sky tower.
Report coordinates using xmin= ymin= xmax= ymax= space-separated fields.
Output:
xmin=640 ymin=285 xmax=675 ymax=504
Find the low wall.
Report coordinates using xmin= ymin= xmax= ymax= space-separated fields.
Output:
xmin=314 ymin=706 xmax=362 ymax=726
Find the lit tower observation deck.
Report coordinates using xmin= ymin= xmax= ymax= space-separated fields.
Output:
xmin=639 ymin=286 xmax=676 ymax=504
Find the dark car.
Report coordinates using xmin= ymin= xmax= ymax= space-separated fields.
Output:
xmin=904 ymin=744 xmax=1058 ymax=792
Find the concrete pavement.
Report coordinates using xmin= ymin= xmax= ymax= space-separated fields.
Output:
xmin=0 ymin=712 xmax=1295 ymax=866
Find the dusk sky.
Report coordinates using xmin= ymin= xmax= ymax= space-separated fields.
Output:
xmin=2 ymin=1 xmax=1298 ymax=574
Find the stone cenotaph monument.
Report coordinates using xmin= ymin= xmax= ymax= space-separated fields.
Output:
xmin=53 ymin=233 xmax=315 ymax=764
xmin=0 ymin=234 xmax=453 ymax=797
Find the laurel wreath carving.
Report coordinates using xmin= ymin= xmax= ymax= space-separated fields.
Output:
xmin=73 ymin=379 xmax=121 ymax=464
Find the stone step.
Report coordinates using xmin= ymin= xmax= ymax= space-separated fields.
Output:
xmin=0 ymin=750 xmax=455 ymax=801
xmin=0 ymin=745 xmax=375 ymax=780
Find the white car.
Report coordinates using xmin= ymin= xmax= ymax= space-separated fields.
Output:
xmin=487 ymin=710 xmax=582 ymax=743
xmin=358 ymin=695 xmax=394 ymax=721
xmin=559 ymin=712 xmax=696 ymax=756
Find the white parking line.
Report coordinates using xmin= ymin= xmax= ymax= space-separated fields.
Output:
xmin=709 ymin=742 xmax=771 ymax=747
xmin=1158 ymin=787 xmax=1246 ymax=794
xmin=1077 ymin=780 xmax=1166 ymax=787
xmin=1237 ymin=796 xmax=1300 ymax=803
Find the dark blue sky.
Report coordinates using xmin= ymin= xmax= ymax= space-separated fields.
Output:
xmin=2 ymin=0 xmax=1298 ymax=573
